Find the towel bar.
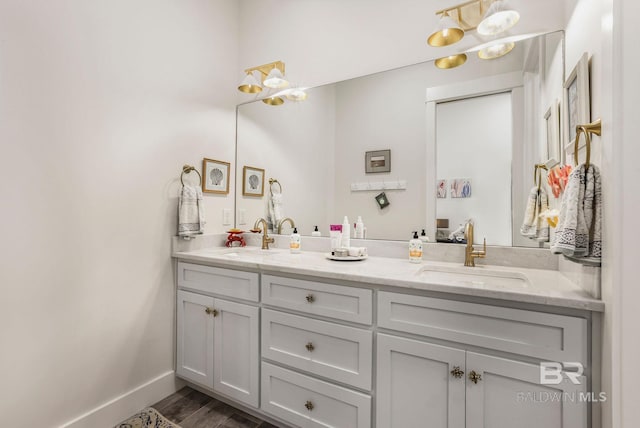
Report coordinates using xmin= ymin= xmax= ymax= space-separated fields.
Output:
xmin=574 ymin=119 xmax=602 ymax=168
xmin=181 ymin=164 xmax=202 ymax=186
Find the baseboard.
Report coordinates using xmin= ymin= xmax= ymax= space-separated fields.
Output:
xmin=59 ymin=371 xmax=183 ymax=428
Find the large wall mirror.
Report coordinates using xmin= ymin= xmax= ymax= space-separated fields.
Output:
xmin=236 ymin=31 xmax=564 ymax=247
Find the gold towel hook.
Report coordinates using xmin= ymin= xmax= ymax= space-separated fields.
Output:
xmin=181 ymin=164 xmax=202 ymax=186
xmin=574 ymin=119 xmax=602 ymax=168
xmin=268 ymin=178 xmax=282 ymax=196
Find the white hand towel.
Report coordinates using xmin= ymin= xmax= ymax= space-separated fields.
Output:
xmin=178 ymin=185 xmax=205 ymax=236
xmin=551 ymin=164 xmax=602 ymax=259
xmin=520 ymin=187 xmax=550 ymax=242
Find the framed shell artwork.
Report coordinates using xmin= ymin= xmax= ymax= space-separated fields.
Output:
xmin=242 ymin=165 xmax=265 ymax=197
xmin=202 ymin=158 xmax=230 ymax=194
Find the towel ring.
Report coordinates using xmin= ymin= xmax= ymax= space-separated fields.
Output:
xmin=269 ymin=178 xmax=282 ymax=196
xmin=574 ymin=119 xmax=602 ymax=168
xmin=181 ymin=164 xmax=202 ymax=186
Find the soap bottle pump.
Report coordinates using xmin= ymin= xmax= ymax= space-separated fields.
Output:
xmin=311 ymin=226 xmax=321 ymax=237
xmin=409 ymin=231 xmax=423 ymax=263
xmin=290 ymin=227 xmax=301 ymax=254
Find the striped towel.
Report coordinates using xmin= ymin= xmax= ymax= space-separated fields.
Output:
xmin=520 ymin=187 xmax=550 ymax=242
xmin=178 ymin=185 xmax=205 ymax=237
xmin=551 ymin=164 xmax=602 ymax=261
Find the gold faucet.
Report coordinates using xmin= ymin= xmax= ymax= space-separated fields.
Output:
xmin=277 ymin=217 xmax=296 ymax=234
xmin=254 ymin=218 xmax=275 ymax=250
xmin=464 ymin=222 xmax=486 ymax=267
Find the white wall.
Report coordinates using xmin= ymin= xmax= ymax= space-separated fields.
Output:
xmin=0 ymin=1 xmax=239 ymax=426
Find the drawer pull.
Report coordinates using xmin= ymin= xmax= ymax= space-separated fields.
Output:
xmin=205 ymin=307 xmax=219 ymax=317
xmin=468 ymin=370 xmax=482 ymax=384
xmin=450 ymin=366 xmax=464 ymax=379
xmin=305 ymin=294 xmax=315 ymax=303
xmin=304 ymin=400 xmax=314 ymax=411
xmin=305 ymin=342 xmax=315 ymax=352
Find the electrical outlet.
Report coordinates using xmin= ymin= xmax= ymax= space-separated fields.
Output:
xmin=238 ymin=209 xmax=247 ymax=225
xmin=222 ymin=209 xmax=232 ymax=225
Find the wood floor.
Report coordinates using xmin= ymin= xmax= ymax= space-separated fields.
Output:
xmin=150 ymin=386 xmax=281 ymax=428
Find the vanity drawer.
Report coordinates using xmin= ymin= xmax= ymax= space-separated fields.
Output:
xmin=177 ymin=262 xmax=259 ymax=302
xmin=262 ymin=309 xmax=372 ymax=390
xmin=261 ymin=362 xmax=371 ymax=428
xmin=378 ymin=292 xmax=587 ymax=363
xmin=262 ymin=275 xmax=372 ymax=324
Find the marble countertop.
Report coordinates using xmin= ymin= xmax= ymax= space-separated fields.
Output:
xmin=173 ymin=246 xmax=604 ymax=312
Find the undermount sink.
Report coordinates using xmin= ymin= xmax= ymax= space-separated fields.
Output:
xmin=221 ymin=247 xmax=282 ymax=258
xmin=416 ymin=265 xmax=530 ymax=289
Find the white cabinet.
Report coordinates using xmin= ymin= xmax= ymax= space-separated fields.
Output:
xmin=176 ymin=289 xmax=259 ymax=408
xmin=377 ymin=334 xmax=466 ymax=428
xmin=377 ymin=335 xmax=588 ymax=428
xmin=465 ymin=352 xmax=587 ymax=428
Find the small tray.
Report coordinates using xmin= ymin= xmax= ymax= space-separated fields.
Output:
xmin=325 ymin=253 xmax=368 ymax=262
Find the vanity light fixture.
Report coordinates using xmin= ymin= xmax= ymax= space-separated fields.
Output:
xmin=477 ymin=0 xmax=520 ymax=36
xmin=427 ymin=12 xmax=465 ymax=47
xmin=238 ymin=61 xmax=306 ymax=106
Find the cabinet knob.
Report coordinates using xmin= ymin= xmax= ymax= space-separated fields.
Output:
xmin=306 ymin=294 xmax=315 ymax=303
xmin=304 ymin=400 xmax=314 ymax=411
xmin=305 ymin=342 xmax=315 ymax=352
xmin=205 ymin=307 xmax=219 ymax=317
xmin=450 ymin=366 xmax=464 ymax=379
xmin=468 ymin=370 xmax=482 ymax=384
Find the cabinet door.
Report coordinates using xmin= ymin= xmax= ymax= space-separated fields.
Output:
xmin=377 ymin=334 xmax=466 ymax=428
xmin=213 ymin=298 xmax=259 ymax=408
xmin=176 ymin=290 xmax=214 ymax=388
xmin=466 ymin=352 xmax=587 ymax=428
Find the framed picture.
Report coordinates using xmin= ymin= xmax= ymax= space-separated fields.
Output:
xmin=451 ymin=178 xmax=471 ymax=198
xmin=436 ymin=179 xmax=447 ymax=198
xmin=544 ymin=99 xmax=561 ymax=163
xmin=563 ymin=53 xmax=590 ymax=158
xmin=365 ymin=149 xmax=391 ymax=173
xmin=202 ymin=158 xmax=230 ymax=194
xmin=242 ymin=166 xmax=265 ymax=197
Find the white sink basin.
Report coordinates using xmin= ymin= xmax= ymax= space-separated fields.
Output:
xmin=416 ymin=265 xmax=530 ymax=289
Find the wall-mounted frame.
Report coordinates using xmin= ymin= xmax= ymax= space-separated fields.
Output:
xmin=365 ymin=149 xmax=391 ymax=173
xmin=202 ymin=158 xmax=230 ymax=194
xmin=544 ymin=99 xmax=561 ymax=163
xmin=242 ymin=165 xmax=265 ymax=197
xmin=563 ymin=52 xmax=590 ymax=159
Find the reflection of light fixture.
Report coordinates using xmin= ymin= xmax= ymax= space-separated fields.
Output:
xmin=477 ymin=0 xmax=520 ymax=36
xmin=427 ymin=12 xmax=464 ymax=47
xmin=478 ymin=41 xmax=515 ymax=59
xmin=238 ymin=61 xmax=305 ymax=106
xmin=435 ymin=54 xmax=468 ymax=69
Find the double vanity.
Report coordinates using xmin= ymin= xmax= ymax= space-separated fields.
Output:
xmin=172 ymin=240 xmax=602 ymax=428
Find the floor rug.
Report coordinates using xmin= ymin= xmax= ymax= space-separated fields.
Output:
xmin=115 ymin=407 xmax=181 ymax=428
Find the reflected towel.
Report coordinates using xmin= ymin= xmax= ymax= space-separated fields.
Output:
xmin=551 ymin=164 xmax=602 ymax=259
xmin=178 ymin=185 xmax=205 ymax=236
xmin=520 ymin=187 xmax=550 ymax=242
xmin=268 ymin=192 xmax=283 ymax=232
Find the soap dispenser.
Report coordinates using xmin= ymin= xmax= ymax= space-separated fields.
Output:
xmin=311 ymin=226 xmax=321 ymax=237
xmin=290 ymin=227 xmax=301 ymax=253
xmin=419 ymin=229 xmax=430 ymax=243
xmin=409 ymin=231 xmax=423 ymax=263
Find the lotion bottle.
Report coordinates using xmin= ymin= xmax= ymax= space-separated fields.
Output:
xmin=290 ymin=227 xmax=301 ymax=253
xmin=420 ymin=229 xmax=430 ymax=243
xmin=341 ymin=216 xmax=351 ymax=248
xmin=355 ymin=216 xmax=365 ymax=239
xmin=311 ymin=226 xmax=321 ymax=237
xmin=409 ymin=231 xmax=423 ymax=263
